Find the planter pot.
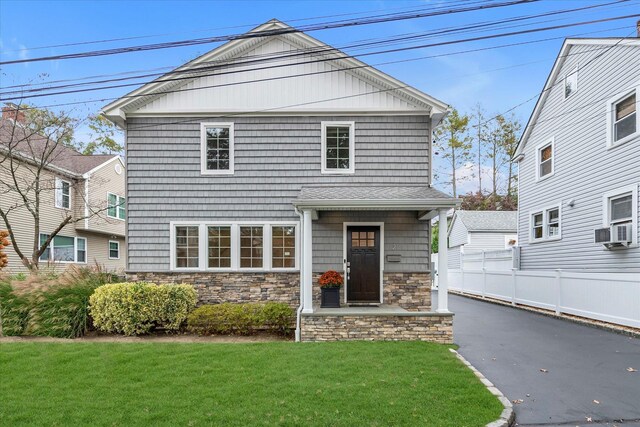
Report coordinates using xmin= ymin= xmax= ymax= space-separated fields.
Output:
xmin=321 ymin=287 xmax=341 ymax=308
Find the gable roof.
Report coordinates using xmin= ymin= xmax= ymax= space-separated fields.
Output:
xmin=515 ymin=38 xmax=640 ymax=159
xmin=102 ymin=19 xmax=449 ymax=127
xmin=0 ymin=118 xmax=120 ymax=178
xmin=449 ymin=210 xmax=517 ymax=235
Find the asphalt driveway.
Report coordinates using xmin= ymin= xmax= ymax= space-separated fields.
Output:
xmin=433 ymin=292 xmax=640 ymax=427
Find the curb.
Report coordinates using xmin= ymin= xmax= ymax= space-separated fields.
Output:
xmin=450 ymin=290 xmax=640 ymax=339
xmin=449 ymin=348 xmax=515 ymax=427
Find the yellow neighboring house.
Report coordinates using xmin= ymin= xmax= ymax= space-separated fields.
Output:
xmin=0 ymin=104 xmax=126 ymax=274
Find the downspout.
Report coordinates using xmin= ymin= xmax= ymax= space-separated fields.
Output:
xmin=294 ymin=207 xmax=304 ymax=342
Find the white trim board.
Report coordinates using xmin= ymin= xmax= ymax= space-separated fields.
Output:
xmin=342 ymin=222 xmax=385 ymax=304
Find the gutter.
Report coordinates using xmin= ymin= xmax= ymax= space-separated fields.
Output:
xmin=294 ymin=207 xmax=305 ymax=343
xmin=292 ymin=198 xmax=461 ymax=210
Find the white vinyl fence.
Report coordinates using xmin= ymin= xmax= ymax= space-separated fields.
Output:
xmin=449 ymin=249 xmax=640 ymax=329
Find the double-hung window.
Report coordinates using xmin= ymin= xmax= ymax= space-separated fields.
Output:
xmin=607 ymin=87 xmax=638 ymax=147
xmin=39 ymin=234 xmax=87 ymax=263
xmin=107 ymin=193 xmax=126 ymax=220
xmin=530 ymin=205 xmax=561 ymax=242
xmin=172 ymin=223 xmax=298 ymax=271
xmin=55 ymin=178 xmax=71 ymax=209
xmin=109 ymin=241 xmax=120 ymax=260
xmin=536 ymin=138 xmax=554 ymax=180
xmin=201 ymin=123 xmax=234 ymax=175
xmin=321 ymin=121 xmax=355 ymax=174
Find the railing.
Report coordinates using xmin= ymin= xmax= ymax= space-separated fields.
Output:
xmin=449 ymin=267 xmax=640 ymax=329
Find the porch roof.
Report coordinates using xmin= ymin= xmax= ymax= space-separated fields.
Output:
xmin=293 ymin=185 xmax=459 ymax=216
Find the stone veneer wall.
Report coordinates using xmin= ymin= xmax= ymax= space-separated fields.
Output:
xmin=312 ymin=272 xmax=431 ymax=310
xmin=126 ymin=272 xmax=300 ymax=308
xmin=300 ymin=313 xmax=453 ymax=343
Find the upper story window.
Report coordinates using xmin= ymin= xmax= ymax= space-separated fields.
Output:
xmin=107 ymin=193 xmax=126 ymax=220
xmin=39 ymin=234 xmax=86 ymax=263
xmin=564 ymin=66 xmax=578 ymax=99
xmin=55 ymin=178 xmax=71 ymax=209
xmin=607 ymin=87 xmax=638 ymax=148
xmin=536 ymin=138 xmax=554 ymax=180
xmin=321 ymin=121 xmax=354 ymax=174
xmin=530 ymin=205 xmax=561 ymax=242
xmin=201 ymin=123 xmax=234 ymax=175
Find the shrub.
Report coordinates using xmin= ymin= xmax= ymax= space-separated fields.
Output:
xmin=89 ymin=282 xmax=197 ymax=336
xmin=0 ymin=282 xmax=30 ymax=336
xmin=186 ymin=302 xmax=294 ymax=336
xmin=25 ymin=281 xmax=100 ymax=338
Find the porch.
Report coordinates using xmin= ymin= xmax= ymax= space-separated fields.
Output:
xmin=292 ymin=185 xmax=459 ymax=342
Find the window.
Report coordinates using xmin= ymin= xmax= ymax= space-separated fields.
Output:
xmin=602 ymin=185 xmax=638 ymax=248
xmin=55 ymin=178 xmax=71 ymax=209
xmin=536 ymin=138 xmax=554 ymax=180
xmin=607 ymin=87 xmax=638 ymax=147
xmin=530 ymin=205 xmax=561 ymax=242
xmin=175 ymin=226 xmax=199 ymax=268
xmin=107 ymin=193 xmax=126 ymax=220
xmin=171 ymin=222 xmax=297 ymax=271
xmin=272 ymin=226 xmax=296 ymax=269
xmin=207 ymin=226 xmax=231 ymax=268
xmin=321 ymin=121 xmax=355 ymax=174
xmin=201 ymin=123 xmax=234 ymax=175
xmin=564 ymin=66 xmax=578 ymax=99
xmin=109 ymin=241 xmax=120 ymax=260
xmin=39 ymin=234 xmax=87 ymax=263
xmin=240 ymin=226 xmax=263 ymax=268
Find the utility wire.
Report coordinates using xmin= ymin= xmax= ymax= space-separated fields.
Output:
xmin=0 ymin=0 xmax=535 ymax=65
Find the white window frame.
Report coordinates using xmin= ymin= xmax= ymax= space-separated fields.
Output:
xmin=107 ymin=192 xmax=126 ymax=221
xmin=602 ymin=185 xmax=638 ymax=248
xmin=108 ymin=240 xmax=120 ymax=260
xmin=535 ymin=137 xmax=555 ymax=181
xmin=200 ymin=122 xmax=235 ymax=175
xmin=529 ymin=204 xmax=562 ymax=243
xmin=606 ymin=85 xmax=639 ymax=149
xmin=321 ymin=121 xmax=355 ymax=175
xmin=169 ymin=221 xmax=299 ymax=272
xmin=563 ymin=65 xmax=578 ymax=100
xmin=55 ymin=177 xmax=71 ymax=210
xmin=270 ymin=224 xmax=299 ymax=272
xmin=38 ymin=233 xmax=87 ymax=264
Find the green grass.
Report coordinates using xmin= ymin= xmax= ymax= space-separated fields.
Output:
xmin=0 ymin=342 xmax=502 ymax=426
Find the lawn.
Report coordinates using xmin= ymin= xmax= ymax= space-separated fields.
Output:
xmin=0 ymin=341 xmax=502 ymax=426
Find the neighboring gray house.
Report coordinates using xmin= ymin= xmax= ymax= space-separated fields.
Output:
xmin=515 ymin=38 xmax=639 ymax=271
xmin=447 ymin=210 xmax=517 ymax=269
xmin=102 ymin=19 xmax=460 ymax=342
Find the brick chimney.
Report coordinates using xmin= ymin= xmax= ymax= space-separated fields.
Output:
xmin=2 ymin=103 xmax=26 ymax=124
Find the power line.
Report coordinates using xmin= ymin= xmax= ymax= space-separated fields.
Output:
xmin=2 ymin=0 xmax=629 ymax=97
xmin=0 ymin=0 xmax=535 ymax=66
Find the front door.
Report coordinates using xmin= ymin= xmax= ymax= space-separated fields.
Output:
xmin=346 ymin=226 xmax=381 ymax=303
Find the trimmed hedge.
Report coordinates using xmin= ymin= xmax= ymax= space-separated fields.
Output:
xmin=89 ymin=282 xmax=197 ymax=336
xmin=186 ymin=302 xmax=294 ymax=336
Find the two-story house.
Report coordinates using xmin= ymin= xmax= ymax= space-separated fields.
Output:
xmin=102 ymin=19 xmax=459 ymax=342
xmin=0 ymin=105 xmax=127 ymax=273
xmin=514 ymin=36 xmax=639 ymax=327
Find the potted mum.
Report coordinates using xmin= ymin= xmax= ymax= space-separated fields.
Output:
xmin=319 ymin=270 xmax=343 ymax=308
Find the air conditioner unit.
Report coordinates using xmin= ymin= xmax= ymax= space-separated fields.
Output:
xmin=611 ymin=223 xmax=633 ymax=245
xmin=594 ymin=227 xmax=611 ymax=244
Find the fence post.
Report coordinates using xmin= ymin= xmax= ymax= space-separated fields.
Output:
xmin=482 ymin=267 xmax=487 ymax=298
xmin=555 ymin=269 xmax=562 ymax=316
xmin=511 ymin=268 xmax=517 ymax=306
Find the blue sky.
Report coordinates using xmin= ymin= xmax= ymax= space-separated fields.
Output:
xmin=1 ymin=0 xmax=638 ymax=193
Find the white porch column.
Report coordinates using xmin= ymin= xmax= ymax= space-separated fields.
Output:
xmin=437 ymin=208 xmax=450 ymax=313
xmin=302 ymin=209 xmax=314 ymax=313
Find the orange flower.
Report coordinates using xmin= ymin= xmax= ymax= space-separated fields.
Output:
xmin=319 ymin=270 xmax=343 ymax=288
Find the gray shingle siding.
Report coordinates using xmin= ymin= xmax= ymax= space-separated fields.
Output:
xmin=126 ymin=115 xmax=431 ymax=271
xmin=518 ymin=43 xmax=640 ymax=271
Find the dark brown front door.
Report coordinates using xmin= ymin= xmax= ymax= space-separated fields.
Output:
xmin=347 ymin=226 xmax=381 ymax=303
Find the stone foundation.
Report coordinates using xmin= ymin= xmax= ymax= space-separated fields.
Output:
xmin=300 ymin=312 xmax=453 ymax=343
xmin=126 ymin=272 xmax=300 ymax=308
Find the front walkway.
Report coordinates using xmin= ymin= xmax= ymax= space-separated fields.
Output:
xmin=433 ymin=291 xmax=640 ymax=426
